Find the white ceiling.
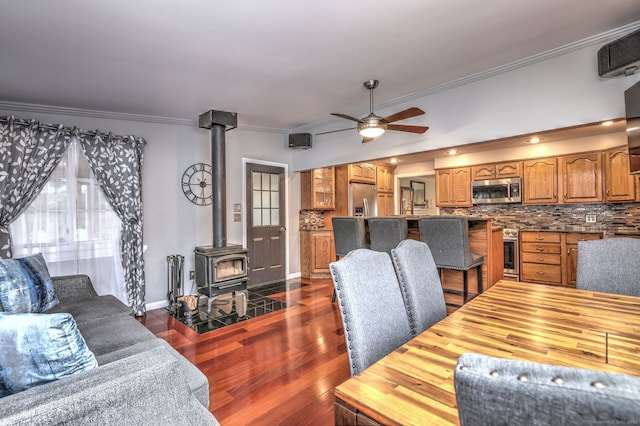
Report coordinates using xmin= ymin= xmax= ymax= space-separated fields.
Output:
xmin=1 ymin=1 xmax=640 ymax=130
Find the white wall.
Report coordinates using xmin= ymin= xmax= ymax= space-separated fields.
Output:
xmin=0 ymin=105 xmax=299 ymax=308
xmin=291 ymin=38 xmax=640 ymax=172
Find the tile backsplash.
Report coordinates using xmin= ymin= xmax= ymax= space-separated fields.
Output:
xmin=299 ymin=210 xmax=325 ymax=230
xmin=441 ymin=203 xmax=640 ymax=234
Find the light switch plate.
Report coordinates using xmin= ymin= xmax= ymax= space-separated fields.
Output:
xmin=233 ymin=213 xmax=241 ymax=222
xmin=585 ymin=214 xmax=596 ymax=223
xmin=233 ymin=203 xmax=241 ymax=212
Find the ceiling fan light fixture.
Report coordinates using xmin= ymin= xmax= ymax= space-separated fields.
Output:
xmin=357 ymin=114 xmax=386 ymax=138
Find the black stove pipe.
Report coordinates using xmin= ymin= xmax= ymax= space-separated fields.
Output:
xmin=211 ymin=123 xmax=226 ymax=248
xmin=198 ymin=110 xmax=238 ymax=249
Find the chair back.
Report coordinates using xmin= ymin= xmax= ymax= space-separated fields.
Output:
xmin=368 ymin=217 xmax=408 ymax=255
xmin=418 ymin=216 xmax=480 ymax=269
xmin=576 ymin=238 xmax=640 ymax=296
xmin=330 ymin=249 xmax=412 ymax=376
xmin=455 ymin=353 xmax=640 ymax=426
xmin=331 ymin=217 xmax=368 ymax=258
xmin=391 ymin=240 xmax=446 ymax=336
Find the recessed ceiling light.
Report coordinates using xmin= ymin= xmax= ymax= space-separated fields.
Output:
xmin=601 ymin=120 xmax=614 ymax=126
xmin=529 ymin=137 xmax=540 ymax=144
xmin=390 ymin=158 xmax=398 ymax=164
xmin=448 ymin=149 xmax=457 ymax=155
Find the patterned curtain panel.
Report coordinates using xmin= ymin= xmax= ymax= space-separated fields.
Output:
xmin=78 ymin=133 xmax=147 ymax=316
xmin=0 ymin=117 xmax=71 ymax=258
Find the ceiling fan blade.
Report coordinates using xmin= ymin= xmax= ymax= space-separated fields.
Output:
xmin=330 ymin=113 xmax=362 ymax=123
xmin=315 ymin=127 xmax=356 ymax=135
xmin=382 ymin=107 xmax=425 ymax=124
xmin=362 ymin=137 xmax=375 ymax=143
xmin=387 ymin=124 xmax=429 ymax=134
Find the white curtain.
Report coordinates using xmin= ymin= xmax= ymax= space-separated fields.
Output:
xmin=10 ymin=140 xmax=126 ymax=303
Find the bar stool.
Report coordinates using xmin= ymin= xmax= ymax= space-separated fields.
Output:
xmin=418 ymin=216 xmax=484 ymax=307
xmin=331 ymin=216 xmax=369 ymax=303
xmin=368 ymin=217 xmax=408 ymax=255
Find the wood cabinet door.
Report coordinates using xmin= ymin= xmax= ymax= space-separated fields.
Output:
xmin=376 ymin=167 xmax=386 ymax=192
xmin=376 ymin=192 xmax=395 ymax=216
xmin=523 ymin=158 xmax=558 ymax=204
xmin=452 ymin=168 xmax=472 ymax=206
xmin=471 ymin=165 xmax=495 ymax=181
xmin=559 ymin=153 xmax=603 ymax=203
xmin=495 ymin=161 xmax=522 ymax=178
xmin=436 ymin=169 xmax=453 ymax=206
xmin=311 ymin=232 xmax=335 ymax=276
xmin=605 ymin=147 xmax=636 ymax=202
xmin=563 ymin=233 xmax=602 ymax=286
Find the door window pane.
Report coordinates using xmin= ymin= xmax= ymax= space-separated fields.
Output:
xmin=251 ymin=171 xmax=281 ymax=227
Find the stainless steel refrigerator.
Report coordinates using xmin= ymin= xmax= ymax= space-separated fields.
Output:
xmin=349 ymin=182 xmax=378 ymax=217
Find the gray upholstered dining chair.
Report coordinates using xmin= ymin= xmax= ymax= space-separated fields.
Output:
xmin=390 ymin=239 xmax=447 ymax=337
xmin=454 ymin=353 xmax=640 ymax=426
xmin=330 ymin=249 xmax=412 ymax=376
xmin=576 ymin=237 xmax=640 ymax=296
xmin=331 ymin=217 xmax=369 ymax=303
xmin=367 ymin=217 xmax=408 ymax=255
xmin=418 ymin=216 xmax=483 ymax=306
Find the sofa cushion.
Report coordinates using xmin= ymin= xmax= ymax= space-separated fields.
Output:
xmin=48 ymin=295 xmax=131 ymax=326
xmin=96 ymin=339 xmax=210 ymax=408
xmin=0 ymin=347 xmax=219 ymax=426
xmin=0 ymin=253 xmax=58 ymax=313
xmin=78 ymin=315 xmax=156 ymax=357
xmin=0 ymin=312 xmax=97 ymax=397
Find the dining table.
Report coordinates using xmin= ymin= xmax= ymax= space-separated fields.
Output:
xmin=334 ymin=279 xmax=640 ymax=425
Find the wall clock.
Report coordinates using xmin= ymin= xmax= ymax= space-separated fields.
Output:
xmin=181 ymin=163 xmax=213 ymax=206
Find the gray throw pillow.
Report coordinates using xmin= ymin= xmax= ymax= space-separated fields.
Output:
xmin=0 ymin=253 xmax=58 ymax=312
xmin=0 ymin=312 xmax=97 ymax=397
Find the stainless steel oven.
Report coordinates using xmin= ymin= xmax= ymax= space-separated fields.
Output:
xmin=503 ymin=228 xmax=519 ymax=280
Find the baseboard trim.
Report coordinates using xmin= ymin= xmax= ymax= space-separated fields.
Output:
xmin=146 ymin=300 xmax=169 ymax=311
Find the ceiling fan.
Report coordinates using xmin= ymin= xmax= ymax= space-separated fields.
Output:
xmin=317 ymin=80 xmax=429 ymax=143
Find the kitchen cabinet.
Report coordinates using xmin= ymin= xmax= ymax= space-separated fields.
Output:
xmin=559 ymin=152 xmax=603 ymax=203
xmin=564 ymin=233 xmax=602 ymax=286
xmin=376 ymin=165 xmax=395 ymax=215
xmin=377 ymin=192 xmax=395 ymax=216
xmin=605 ymin=146 xmax=636 ymax=202
xmin=471 ymin=161 xmax=522 ymax=181
xmin=300 ymin=230 xmax=335 ymax=279
xmin=301 ymin=167 xmax=335 ymax=210
xmin=520 ymin=231 xmax=602 ymax=286
xmin=435 ymin=167 xmax=472 ymax=207
xmin=376 ymin=165 xmax=394 ymax=193
xmin=520 ymin=232 xmax=562 ymax=285
xmin=523 ymin=158 xmax=558 ymax=204
xmin=348 ymin=163 xmax=376 ymax=184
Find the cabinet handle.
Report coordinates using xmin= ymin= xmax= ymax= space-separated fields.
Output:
xmin=536 ymin=247 xmax=545 ymax=251
xmin=536 ymin=237 xmax=544 ymax=240
xmin=536 ymin=257 xmax=545 ymax=261
xmin=537 ymin=271 xmax=545 ymax=275
xmin=564 ymin=193 xmax=567 ymax=198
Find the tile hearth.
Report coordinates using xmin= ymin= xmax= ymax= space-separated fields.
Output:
xmin=170 ymin=281 xmax=306 ymax=333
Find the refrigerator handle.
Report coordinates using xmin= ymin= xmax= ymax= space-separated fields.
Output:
xmin=363 ymin=198 xmax=369 ymax=217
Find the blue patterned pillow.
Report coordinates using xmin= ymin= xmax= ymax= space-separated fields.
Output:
xmin=0 ymin=312 xmax=97 ymax=397
xmin=0 ymin=253 xmax=58 ymax=313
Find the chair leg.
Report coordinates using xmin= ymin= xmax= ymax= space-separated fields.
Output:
xmin=462 ymin=270 xmax=469 ymax=305
xmin=332 ymin=289 xmax=337 ymax=304
xmin=476 ymin=264 xmax=483 ymax=295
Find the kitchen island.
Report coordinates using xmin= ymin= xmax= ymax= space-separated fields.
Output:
xmin=307 ymin=215 xmax=503 ymax=310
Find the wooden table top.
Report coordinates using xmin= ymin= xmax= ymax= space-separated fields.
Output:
xmin=334 ymin=280 xmax=640 ymax=426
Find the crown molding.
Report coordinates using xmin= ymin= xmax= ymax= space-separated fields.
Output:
xmin=0 ymin=100 xmax=289 ymax=134
xmin=295 ymin=20 xmax=640 ymax=133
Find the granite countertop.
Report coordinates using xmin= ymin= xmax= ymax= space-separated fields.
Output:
xmin=517 ymin=226 xmax=640 ymax=237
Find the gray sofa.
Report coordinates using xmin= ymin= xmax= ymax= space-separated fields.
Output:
xmin=0 ymin=275 xmax=219 ymax=426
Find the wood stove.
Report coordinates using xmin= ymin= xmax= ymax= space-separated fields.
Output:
xmin=194 ymin=109 xmax=248 ymax=314
xmin=195 ymin=244 xmax=248 ymax=298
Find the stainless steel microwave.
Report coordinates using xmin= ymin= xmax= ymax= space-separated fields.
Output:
xmin=472 ymin=177 xmax=521 ymax=204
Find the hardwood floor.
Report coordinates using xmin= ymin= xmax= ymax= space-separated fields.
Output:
xmin=137 ymin=278 xmax=349 ymax=426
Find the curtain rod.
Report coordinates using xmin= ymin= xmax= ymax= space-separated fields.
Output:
xmin=0 ymin=115 xmax=146 ymax=142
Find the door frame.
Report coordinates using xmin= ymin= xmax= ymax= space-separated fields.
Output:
xmin=242 ymin=158 xmax=290 ymax=279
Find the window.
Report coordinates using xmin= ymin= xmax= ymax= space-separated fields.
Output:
xmin=10 ymin=140 xmax=125 ymax=301
xmin=251 ymin=171 xmax=280 ymax=226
